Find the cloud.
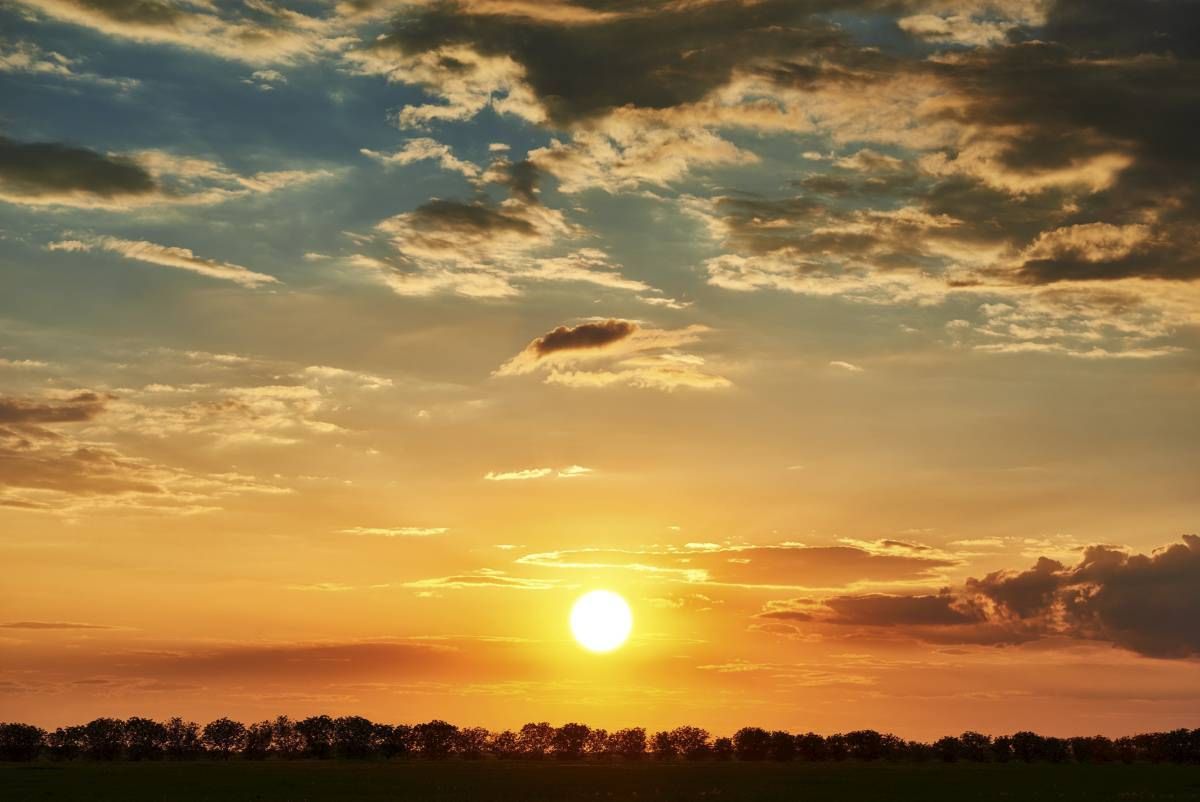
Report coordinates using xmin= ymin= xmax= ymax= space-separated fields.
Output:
xmin=829 ymin=360 xmax=863 ymax=372
xmin=532 ymin=319 xmax=637 ymax=356
xmin=0 ymin=391 xmax=108 ymax=424
xmin=0 ymin=621 xmax=114 ymax=630
xmin=0 ymin=39 xmax=138 ymax=89
xmin=0 ymin=136 xmax=157 ymax=208
xmin=345 ymin=159 xmax=663 ymax=299
xmin=0 ymin=390 xmax=287 ymax=514
xmin=361 ymin=137 xmax=480 ymax=177
xmin=821 ymin=593 xmax=982 ymax=626
xmin=11 ymin=0 xmax=346 ymax=65
xmin=483 ymin=466 xmax=589 ymax=481
xmin=495 ymin=320 xmax=729 ymax=391
xmin=516 ymin=542 xmax=958 ymax=589
xmin=404 ymin=569 xmax=559 ymax=590
xmin=50 ymin=236 xmax=279 ymax=287
xmin=787 ymin=537 xmax=1200 ymax=659
xmin=0 ymin=137 xmax=332 ymax=209
xmin=340 ymin=526 xmax=448 ymax=537
xmin=356 ymin=0 xmax=867 ymax=127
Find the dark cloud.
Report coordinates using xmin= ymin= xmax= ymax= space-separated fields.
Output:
xmin=966 ymin=556 xmax=1065 ymax=619
xmin=823 ymin=592 xmax=983 ymax=626
xmin=794 ymin=537 xmax=1200 ymax=659
xmin=923 ymin=31 xmax=1200 ymax=283
xmin=405 ymin=198 xmax=538 ymax=238
xmin=0 ymin=392 xmax=109 ymax=425
xmin=532 ymin=319 xmax=637 ymax=356
xmin=55 ymin=0 xmax=184 ymax=27
xmin=371 ymin=0 xmax=871 ymax=125
xmin=1061 ymin=537 xmax=1200 ymax=659
xmin=0 ymin=137 xmax=157 ymax=203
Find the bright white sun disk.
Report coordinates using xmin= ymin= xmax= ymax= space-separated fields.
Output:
xmin=570 ymin=590 xmax=632 ymax=653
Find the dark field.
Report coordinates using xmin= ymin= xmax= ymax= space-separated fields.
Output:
xmin=3 ymin=760 xmax=1200 ymax=801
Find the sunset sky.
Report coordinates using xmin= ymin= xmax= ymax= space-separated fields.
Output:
xmin=1 ymin=0 xmax=1198 ymax=740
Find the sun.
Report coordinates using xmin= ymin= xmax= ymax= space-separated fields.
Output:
xmin=570 ymin=590 xmax=633 ymax=653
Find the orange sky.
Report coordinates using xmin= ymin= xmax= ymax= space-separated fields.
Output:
xmin=2 ymin=0 xmax=1199 ymax=739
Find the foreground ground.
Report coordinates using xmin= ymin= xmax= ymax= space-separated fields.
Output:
xmin=3 ymin=760 xmax=1200 ymax=801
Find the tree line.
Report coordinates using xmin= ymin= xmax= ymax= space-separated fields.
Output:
xmin=1 ymin=718 xmax=1199 ymax=764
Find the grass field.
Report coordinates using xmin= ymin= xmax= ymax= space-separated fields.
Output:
xmin=3 ymin=760 xmax=1200 ymax=801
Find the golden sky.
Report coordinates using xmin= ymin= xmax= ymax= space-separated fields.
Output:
xmin=1 ymin=0 xmax=1199 ymax=739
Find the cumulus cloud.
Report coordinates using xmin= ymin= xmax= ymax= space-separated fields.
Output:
xmin=780 ymin=537 xmax=1200 ymax=659
xmin=50 ymin=236 xmax=279 ymax=287
xmin=495 ymin=320 xmax=729 ymax=391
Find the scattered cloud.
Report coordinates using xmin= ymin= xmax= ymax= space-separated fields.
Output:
xmin=496 ymin=320 xmax=730 ymax=391
xmin=362 ymin=137 xmax=479 ymax=177
xmin=340 ymin=526 xmax=448 ymax=537
xmin=483 ymin=466 xmax=591 ymax=481
xmin=49 ymin=236 xmax=279 ymax=287
xmin=0 ymin=137 xmax=332 ymax=210
xmin=404 ymin=569 xmax=559 ymax=591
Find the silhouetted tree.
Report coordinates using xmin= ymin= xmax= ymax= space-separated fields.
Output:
xmin=1071 ymin=736 xmax=1116 ymax=764
xmin=1115 ymin=736 xmax=1138 ymax=764
xmin=334 ymin=716 xmax=375 ymax=759
xmin=244 ymin=721 xmax=274 ymax=760
xmin=163 ymin=718 xmax=202 ymax=759
xmin=610 ymin=727 xmax=646 ymax=759
xmin=960 ymin=731 xmax=992 ymax=762
xmin=1011 ymin=731 xmax=1045 ymax=762
xmin=824 ymin=733 xmax=849 ymax=761
xmin=844 ymin=730 xmax=903 ymax=761
xmin=0 ymin=723 xmax=45 ymax=761
xmin=584 ymin=727 xmax=611 ymax=757
xmin=671 ymin=726 xmax=712 ymax=760
xmin=733 ymin=727 xmax=771 ymax=761
xmin=270 ymin=717 xmax=304 ymax=759
xmin=712 ymin=737 xmax=734 ymax=760
xmin=296 ymin=715 xmax=336 ymax=758
xmin=767 ymin=730 xmax=797 ymax=761
xmin=17 ymin=714 xmax=1200 ymax=767
xmin=46 ymin=726 xmax=86 ymax=760
xmin=935 ymin=736 xmax=962 ymax=762
xmin=124 ymin=717 xmax=167 ymax=760
xmin=369 ymin=724 xmax=404 ymax=758
xmin=796 ymin=732 xmax=827 ymax=761
xmin=906 ymin=740 xmax=936 ymax=762
xmin=413 ymin=720 xmax=458 ymax=759
xmin=517 ymin=722 xmax=554 ymax=758
xmin=991 ymin=735 xmax=1014 ymax=763
xmin=83 ymin=718 xmax=126 ymax=760
xmin=553 ymin=723 xmax=590 ymax=759
xmin=202 ymin=718 xmax=246 ymax=758
xmin=456 ymin=727 xmax=490 ymax=759
xmin=650 ymin=730 xmax=675 ymax=759
xmin=489 ymin=729 xmax=520 ymax=759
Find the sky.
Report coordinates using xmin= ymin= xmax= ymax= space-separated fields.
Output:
xmin=1 ymin=0 xmax=1198 ymax=740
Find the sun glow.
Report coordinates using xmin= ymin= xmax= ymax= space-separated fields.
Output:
xmin=570 ymin=590 xmax=633 ymax=653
